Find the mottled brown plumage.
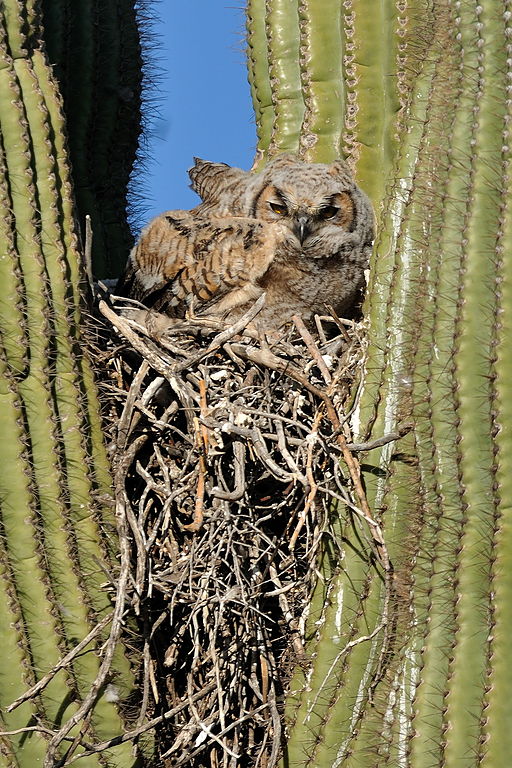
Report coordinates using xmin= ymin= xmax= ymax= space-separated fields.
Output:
xmin=119 ymin=155 xmax=374 ymax=329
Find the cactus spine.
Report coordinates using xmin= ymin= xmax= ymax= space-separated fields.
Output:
xmin=0 ymin=2 xmax=141 ymax=764
xmin=247 ymin=0 xmax=512 ymax=764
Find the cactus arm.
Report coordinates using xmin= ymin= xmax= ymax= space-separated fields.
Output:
xmin=297 ymin=0 xmax=345 ymax=162
xmin=0 ymin=63 xmax=129 ymax=765
xmin=52 ymin=1 xmax=105 ymax=270
xmin=31 ymin=48 xmax=115 ymax=502
xmin=88 ymin=2 xmax=121 ymax=199
xmin=247 ymin=0 xmax=275 ymax=159
xmin=18 ymin=50 xmax=136 ymax=752
xmin=266 ymin=0 xmax=304 ymax=155
xmin=343 ymin=0 xmax=400 ymax=205
xmin=244 ymin=0 xmax=512 ymax=763
xmin=40 ymin=0 xmax=142 ymax=277
xmin=105 ymin=1 xmax=143 ymax=257
xmin=89 ymin=0 xmax=143 ymax=271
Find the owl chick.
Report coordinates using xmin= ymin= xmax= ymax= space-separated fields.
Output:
xmin=118 ymin=154 xmax=374 ymax=329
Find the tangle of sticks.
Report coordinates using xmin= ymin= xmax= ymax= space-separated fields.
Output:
xmin=94 ymin=292 xmax=392 ymax=767
xmin=6 ymin=290 xmax=395 ymax=767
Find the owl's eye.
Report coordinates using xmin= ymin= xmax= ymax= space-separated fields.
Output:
xmin=319 ymin=205 xmax=339 ymax=220
xmin=269 ymin=201 xmax=288 ymax=216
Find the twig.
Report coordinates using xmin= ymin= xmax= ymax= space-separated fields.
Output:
xmin=175 ymin=292 xmax=267 ymax=372
xmin=292 ymin=314 xmax=332 ymax=384
xmin=345 ymin=425 xmax=412 ymax=452
xmin=302 ymin=621 xmax=387 ymax=724
xmin=84 ymin=214 xmax=94 ymax=293
xmin=99 ymin=300 xmax=176 ymax=379
xmin=0 ymin=725 xmax=66 ymax=738
xmin=288 ymin=411 xmax=323 ymax=550
xmin=64 ymin=683 xmax=218 ymax=762
xmin=211 ymin=440 xmax=246 ymax=500
xmin=182 ymin=417 xmax=206 ymax=532
xmin=7 ymin=613 xmax=113 ymax=712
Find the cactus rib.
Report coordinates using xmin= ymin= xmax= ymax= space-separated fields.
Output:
xmin=247 ymin=0 xmax=275 ymax=162
xmin=266 ymin=0 xmax=304 ymax=155
xmin=297 ymin=0 xmax=345 ymax=162
xmin=0 ymin=145 xmax=26 ymax=377
xmin=343 ymin=0 xmax=400 ymax=204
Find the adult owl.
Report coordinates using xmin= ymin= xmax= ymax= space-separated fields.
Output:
xmin=118 ymin=155 xmax=374 ymax=329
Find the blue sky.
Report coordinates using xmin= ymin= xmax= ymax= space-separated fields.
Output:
xmin=135 ymin=2 xmax=256 ymax=228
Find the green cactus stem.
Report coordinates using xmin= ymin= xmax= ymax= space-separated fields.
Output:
xmin=297 ymin=0 xmax=345 ymax=162
xmin=266 ymin=0 xmax=304 ymax=155
xmin=242 ymin=0 xmax=512 ymax=764
xmin=0 ymin=2 xmax=142 ymax=764
xmin=247 ymin=0 xmax=277 ymax=162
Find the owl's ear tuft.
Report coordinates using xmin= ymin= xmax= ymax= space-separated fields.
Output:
xmin=188 ymin=159 xmax=228 ymax=198
xmin=188 ymin=159 xmax=248 ymax=204
xmin=328 ymin=159 xmax=354 ymax=185
xmin=190 ymin=157 xmax=230 ymax=173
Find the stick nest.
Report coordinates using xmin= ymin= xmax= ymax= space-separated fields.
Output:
xmin=93 ymin=293 xmax=379 ymax=767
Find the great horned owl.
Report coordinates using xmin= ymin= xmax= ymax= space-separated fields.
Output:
xmin=118 ymin=155 xmax=374 ymax=329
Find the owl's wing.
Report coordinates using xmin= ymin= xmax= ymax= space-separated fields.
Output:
xmin=118 ymin=210 xmax=286 ymax=317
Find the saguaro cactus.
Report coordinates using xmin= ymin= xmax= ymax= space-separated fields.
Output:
xmin=247 ymin=0 xmax=512 ymax=765
xmin=40 ymin=0 xmax=143 ymax=277
xmin=0 ymin=2 xmax=143 ymax=765
xmin=3 ymin=0 xmax=509 ymax=764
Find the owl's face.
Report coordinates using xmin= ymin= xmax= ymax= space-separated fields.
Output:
xmin=253 ymin=183 xmax=355 ymax=246
xmin=189 ymin=154 xmax=374 ymax=260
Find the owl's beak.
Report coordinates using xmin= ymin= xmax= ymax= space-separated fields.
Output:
xmin=293 ymin=216 xmax=311 ymax=244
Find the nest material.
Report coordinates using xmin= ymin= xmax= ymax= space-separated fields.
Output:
xmin=91 ymin=293 xmax=391 ymax=767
